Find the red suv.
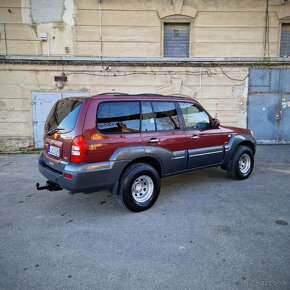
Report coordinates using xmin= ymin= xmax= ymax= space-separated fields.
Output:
xmin=37 ymin=93 xmax=256 ymax=212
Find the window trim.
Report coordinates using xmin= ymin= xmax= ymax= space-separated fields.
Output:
xmin=96 ymin=101 xmax=141 ymax=135
xmin=141 ymin=101 xmax=157 ymax=132
xmin=141 ymin=101 xmax=182 ymax=132
xmin=152 ymin=101 xmax=181 ymax=132
xmin=161 ymin=16 xmax=194 ymax=57
xmin=176 ymin=101 xmax=213 ymax=131
xmin=279 ymin=20 xmax=290 ymax=58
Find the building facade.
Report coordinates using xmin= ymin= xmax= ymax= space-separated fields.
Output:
xmin=0 ymin=0 xmax=290 ymax=150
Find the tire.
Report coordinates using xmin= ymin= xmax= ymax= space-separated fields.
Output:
xmin=227 ymin=145 xmax=254 ymax=180
xmin=116 ymin=163 xmax=161 ymax=212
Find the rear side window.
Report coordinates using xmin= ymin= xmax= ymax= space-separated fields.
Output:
xmin=45 ymin=99 xmax=82 ymax=133
xmin=152 ymin=102 xmax=180 ymax=131
xmin=97 ymin=101 xmax=140 ymax=133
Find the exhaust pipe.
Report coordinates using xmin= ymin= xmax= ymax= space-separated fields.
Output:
xmin=36 ymin=181 xmax=63 ymax=192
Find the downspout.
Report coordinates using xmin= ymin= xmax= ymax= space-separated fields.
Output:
xmin=99 ymin=0 xmax=103 ymax=67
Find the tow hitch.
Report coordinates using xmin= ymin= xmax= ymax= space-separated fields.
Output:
xmin=36 ymin=181 xmax=63 ymax=192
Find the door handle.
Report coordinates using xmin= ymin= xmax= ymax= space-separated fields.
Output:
xmin=147 ymin=138 xmax=160 ymax=144
xmin=191 ymin=135 xmax=200 ymax=140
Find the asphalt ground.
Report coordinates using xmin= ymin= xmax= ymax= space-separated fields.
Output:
xmin=0 ymin=145 xmax=289 ymax=290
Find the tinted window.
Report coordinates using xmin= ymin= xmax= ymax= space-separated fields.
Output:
xmin=97 ymin=102 xmax=140 ymax=133
xmin=141 ymin=102 xmax=156 ymax=131
xmin=152 ymin=102 xmax=180 ymax=131
xmin=179 ymin=102 xmax=210 ymax=130
xmin=45 ymin=99 xmax=82 ymax=133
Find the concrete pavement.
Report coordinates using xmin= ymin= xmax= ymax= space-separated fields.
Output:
xmin=0 ymin=145 xmax=289 ymax=290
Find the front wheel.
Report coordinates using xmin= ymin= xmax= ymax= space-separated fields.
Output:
xmin=227 ymin=146 xmax=254 ymax=180
xmin=117 ymin=163 xmax=161 ymax=212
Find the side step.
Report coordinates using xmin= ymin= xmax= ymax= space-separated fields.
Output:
xmin=36 ymin=181 xmax=63 ymax=192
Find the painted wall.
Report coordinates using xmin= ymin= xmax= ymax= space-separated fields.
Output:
xmin=0 ymin=0 xmax=289 ymax=150
xmin=0 ymin=0 xmax=290 ymax=57
xmin=0 ymin=64 xmax=248 ymax=151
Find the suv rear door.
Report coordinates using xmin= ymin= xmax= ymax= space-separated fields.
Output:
xmin=44 ymin=98 xmax=84 ymax=162
xmin=140 ymin=101 xmax=188 ymax=175
xmin=178 ymin=101 xmax=229 ymax=169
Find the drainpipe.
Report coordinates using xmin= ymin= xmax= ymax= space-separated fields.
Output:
xmin=99 ymin=0 xmax=103 ymax=66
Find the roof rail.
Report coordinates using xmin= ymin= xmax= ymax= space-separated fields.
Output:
xmin=97 ymin=92 xmax=129 ymax=96
xmin=96 ymin=92 xmax=189 ymax=98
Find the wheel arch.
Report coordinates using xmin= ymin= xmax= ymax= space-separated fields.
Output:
xmin=123 ymin=156 xmax=163 ymax=178
xmin=112 ymin=156 xmax=163 ymax=200
xmin=238 ymin=140 xmax=256 ymax=155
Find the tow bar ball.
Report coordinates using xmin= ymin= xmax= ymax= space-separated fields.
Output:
xmin=36 ymin=181 xmax=63 ymax=192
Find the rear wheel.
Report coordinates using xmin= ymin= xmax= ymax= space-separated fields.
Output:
xmin=227 ymin=145 xmax=254 ymax=180
xmin=117 ymin=163 xmax=161 ymax=212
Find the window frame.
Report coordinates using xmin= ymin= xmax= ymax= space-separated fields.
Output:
xmin=141 ymin=101 xmax=182 ymax=132
xmin=152 ymin=101 xmax=181 ymax=131
xmin=161 ymin=16 xmax=194 ymax=58
xmin=176 ymin=101 xmax=213 ymax=131
xmin=279 ymin=20 xmax=290 ymax=57
xmin=141 ymin=101 xmax=157 ymax=132
xmin=96 ymin=101 xmax=141 ymax=135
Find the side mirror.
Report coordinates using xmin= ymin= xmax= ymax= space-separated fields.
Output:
xmin=212 ymin=118 xmax=220 ymax=129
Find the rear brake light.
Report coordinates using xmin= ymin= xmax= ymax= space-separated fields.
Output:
xmin=71 ymin=136 xmax=86 ymax=163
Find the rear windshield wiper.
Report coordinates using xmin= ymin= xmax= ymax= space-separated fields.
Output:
xmin=47 ymin=127 xmax=65 ymax=136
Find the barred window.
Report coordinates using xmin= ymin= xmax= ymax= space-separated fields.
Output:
xmin=164 ymin=23 xmax=189 ymax=57
xmin=280 ymin=23 xmax=290 ymax=57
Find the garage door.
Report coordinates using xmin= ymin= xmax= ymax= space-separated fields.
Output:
xmin=248 ymin=69 xmax=290 ymax=144
xmin=32 ymin=91 xmax=89 ymax=148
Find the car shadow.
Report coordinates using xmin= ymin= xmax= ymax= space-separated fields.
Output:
xmin=38 ymin=167 xmax=231 ymax=217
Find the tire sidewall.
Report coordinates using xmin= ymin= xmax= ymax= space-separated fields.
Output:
xmin=119 ymin=164 xmax=160 ymax=212
xmin=234 ymin=147 xmax=254 ymax=179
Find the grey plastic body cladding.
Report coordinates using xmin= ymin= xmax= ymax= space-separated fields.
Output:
xmin=38 ymin=134 xmax=256 ymax=193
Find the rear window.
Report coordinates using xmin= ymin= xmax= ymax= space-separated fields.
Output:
xmin=45 ymin=99 xmax=82 ymax=133
xmin=97 ymin=101 xmax=140 ymax=133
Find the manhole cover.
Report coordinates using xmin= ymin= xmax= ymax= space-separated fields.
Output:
xmin=275 ymin=220 xmax=288 ymax=226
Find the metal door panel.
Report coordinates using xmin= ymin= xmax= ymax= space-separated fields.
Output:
xmin=32 ymin=92 xmax=62 ymax=148
xmin=248 ymin=94 xmax=278 ymax=142
xmin=279 ymin=95 xmax=290 ymax=142
xmin=280 ymin=69 xmax=290 ymax=94
xmin=32 ymin=93 xmax=61 ymax=122
xmin=248 ymin=68 xmax=290 ymax=143
xmin=185 ymin=129 xmax=228 ymax=169
xmin=248 ymin=69 xmax=280 ymax=94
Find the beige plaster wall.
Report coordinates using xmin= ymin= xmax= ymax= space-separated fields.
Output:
xmin=0 ymin=64 xmax=248 ymax=151
xmin=0 ymin=0 xmax=289 ymax=57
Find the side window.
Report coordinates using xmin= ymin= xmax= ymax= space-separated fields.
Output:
xmin=152 ymin=102 xmax=180 ymax=131
xmin=179 ymin=102 xmax=211 ymax=130
xmin=97 ymin=101 xmax=140 ymax=133
xmin=141 ymin=102 xmax=156 ymax=131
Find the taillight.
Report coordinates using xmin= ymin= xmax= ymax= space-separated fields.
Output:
xmin=64 ymin=173 xmax=73 ymax=179
xmin=71 ymin=136 xmax=86 ymax=163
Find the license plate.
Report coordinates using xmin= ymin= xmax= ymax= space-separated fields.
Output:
xmin=48 ymin=145 xmax=60 ymax=158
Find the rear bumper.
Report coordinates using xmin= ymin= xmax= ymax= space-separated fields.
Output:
xmin=38 ymin=152 xmax=127 ymax=193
